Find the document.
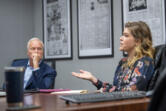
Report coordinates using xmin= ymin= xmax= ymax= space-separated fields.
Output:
xmin=51 ymin=90 xmax=88 ymax=94
xmin=39 ymin=89 xmax=71 ymax=93
xmin=0 ymin=91 xmax=6 ymax=97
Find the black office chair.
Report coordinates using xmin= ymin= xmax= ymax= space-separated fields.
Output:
xmin=147 ymin=68 xmax=166 ymax=111
xmin=12 ymin=58 xmax=55 ymax=69
xmin=147 ymin=44 xmax=166 ymax=111
xmin=147 ymin=44 xmax=166 ymax=91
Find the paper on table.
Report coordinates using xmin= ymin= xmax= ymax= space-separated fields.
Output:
xmin=51 ymin=90 xmax=88 ymax=94
xmin=0 ymin=91 xmax=6 ymax=97
xmin=39 ymin=89 xmax=71 ymax=93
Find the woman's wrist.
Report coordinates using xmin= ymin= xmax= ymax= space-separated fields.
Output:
xmin=90 ymin=76 xmax=98 ymax=84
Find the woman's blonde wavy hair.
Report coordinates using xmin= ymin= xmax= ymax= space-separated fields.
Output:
xmin=124 ymin=21 xmax=155 ymax=67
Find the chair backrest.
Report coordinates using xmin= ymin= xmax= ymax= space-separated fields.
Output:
xmin=12 ymin=58 xmax=55 ymax=69
xmin=147 ymin=68 xmax=166 ymax=111
xmin=147 ymin=44 xmax=166 ymax=111
xmin=147 ymin=44 xmax=166 ymax=91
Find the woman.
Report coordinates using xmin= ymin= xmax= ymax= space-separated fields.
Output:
xmin=72 ymin=21 xmax=155 ymax=92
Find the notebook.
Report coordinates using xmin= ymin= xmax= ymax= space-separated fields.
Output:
xmin=51 ymin=90 xmax=88 ymax=94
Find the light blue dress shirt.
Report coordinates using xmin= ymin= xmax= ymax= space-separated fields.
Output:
xmin=24 ymin=61 xmax=39 ymax=89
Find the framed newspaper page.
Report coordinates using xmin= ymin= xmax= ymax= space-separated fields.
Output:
xmin=122 ymin=0 xmax=166 ymax=46
xmin=78 ymin=0 xmax=113 ymax=58
xmin=43 ymin=0 xmax=72 ymax=59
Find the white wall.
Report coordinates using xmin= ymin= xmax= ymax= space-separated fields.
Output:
xmin=0 ymin=0 xmax=34 ymax=85
xmin=33 ymin=0 xmax=43 ymax=39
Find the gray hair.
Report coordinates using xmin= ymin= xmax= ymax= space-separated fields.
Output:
xmin=27 ymin=37 xmax=44 ymax=49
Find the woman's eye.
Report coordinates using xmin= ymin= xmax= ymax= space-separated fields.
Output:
xmin=124 ymin=34 xmax=128 ymax=37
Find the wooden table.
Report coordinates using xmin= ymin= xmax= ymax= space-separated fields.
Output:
xmin=0 ymin=93 xmax=150 ymax=111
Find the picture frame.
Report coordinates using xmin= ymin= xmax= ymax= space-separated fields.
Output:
xmin=43 ymin=0 xmax=72 ymax=59
xmin=77 ymin=0 xmax=113 ymax=58
xmin=122 ymin=0 xmax=166 ymax=47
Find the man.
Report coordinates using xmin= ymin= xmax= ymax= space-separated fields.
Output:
xmin=12 ymin=38 xmax=57 ymax=90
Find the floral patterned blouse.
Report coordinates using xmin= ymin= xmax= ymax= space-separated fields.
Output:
xmin=94 ymin=56 xmax=154 ymax=92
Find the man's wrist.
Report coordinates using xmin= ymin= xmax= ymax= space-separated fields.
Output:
xmin=33 ymin=64 xmax=39 ymax=69
xmin=33 ymin=61 xmax=39 ymax=68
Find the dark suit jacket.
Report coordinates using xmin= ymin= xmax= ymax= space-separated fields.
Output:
xmin=12 ymin=59 xmax=57 ymax=90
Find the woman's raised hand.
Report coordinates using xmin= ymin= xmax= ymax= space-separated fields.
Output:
xmin=72 ymin=69 xmax=97 ymax=83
